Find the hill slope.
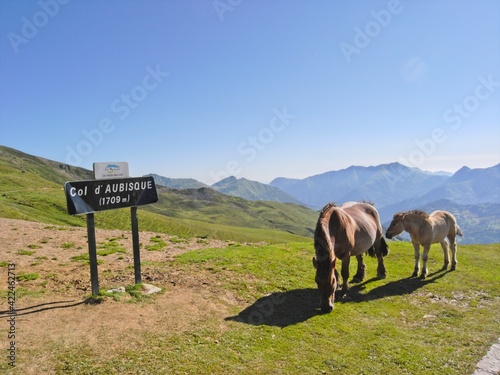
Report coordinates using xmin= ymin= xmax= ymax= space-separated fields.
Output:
xmin=0 ymin=146 xmax=314 ymax=242
xmin=211 ymin=176 xmax=304 ymax=205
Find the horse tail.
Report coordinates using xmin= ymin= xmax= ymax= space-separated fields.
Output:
xmin=368 ymin=237 xmax=389 ymax=257
xmin=380 ymin=236 xmax=389 ymax=256
xmin=456 ymin=225 xmax=463 ymax=237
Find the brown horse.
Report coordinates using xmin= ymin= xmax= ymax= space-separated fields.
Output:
xmin=312 ymin=202 xmax=389 ymax=313
xmin=385 ymin=210 xmax=463 ymax=278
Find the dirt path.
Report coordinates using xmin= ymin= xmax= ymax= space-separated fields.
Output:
xmin=0 ymin=218 xmax=239 ymax=373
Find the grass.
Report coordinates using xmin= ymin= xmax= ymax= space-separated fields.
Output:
xmin=145 ymin=235 xmax=167 ymax=251
xmin=96 ymin=238 xmax=126 ymax=256
xmin=70 ymin=253 xmax=104 ymax=265
xmin=17 ymin=249 xmax=36 ymax=256
xmin=61 ymin=242 xmax=76 ymax=249
xmin=16 ymin=272 xmax=40 ymax=281
xmin=34 ymin=241 xmax=500 ymax=374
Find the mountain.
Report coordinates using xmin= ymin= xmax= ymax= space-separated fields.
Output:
xmin=418 ymin=164 xmax=500 ymax=205
xmin=270 ymin=163 xmax=449 ymax=209
xmin=211 ymin=176 xmax=304 ymax=205
xmin=270 ymin=162 xmax=500 ymax=244
xmin=0 ymin=146 xmax=314 ymax=242
xmin=148 ymin=185 xmax=316 ymax=237
xmin=1 ymin=145 xmax=498 ymax=243
xmin=147 ymin=174 xmax=208 ymax=189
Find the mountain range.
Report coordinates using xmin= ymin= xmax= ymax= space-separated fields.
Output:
xmin=1 ymin=145 xmax=498 ymax=244
xmin=151 ymin=162 xmax=500 ymax=244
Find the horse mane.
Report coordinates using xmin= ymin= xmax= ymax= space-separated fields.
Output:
xmin=315 ymin=203 xmax=355 ymax=259
xmin=393 ymin=209 xmax=429 ymax=219
xmin=319 ymin=202 xmax=337 ymax=218
xmin=405 ymin=209 xmax=429 ymax=218
xmin=315 ymin=203 xmax=336 ymax=261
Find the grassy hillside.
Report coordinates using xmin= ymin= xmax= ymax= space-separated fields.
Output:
xmin=3 ymin=240 xmax=498 ymax=374
xmin=146 ymin=186 xmax=316 ymax=237
xmin=0 ymin=146 xmax=314 ymax=243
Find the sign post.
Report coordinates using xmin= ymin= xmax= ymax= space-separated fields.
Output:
xmin=86 ymin=213 xmax=99 ymax=296
xmin=64 ymin=176 xmax=158 ymax=295
xmin=131 ymin=206 xmax=141 ymax=284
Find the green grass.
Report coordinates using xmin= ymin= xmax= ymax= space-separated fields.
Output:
xmin=70 ymin=253 xmax=104 ymax=265
xmin=16 ymin=272 xmax=40 ymax=281
xmin=145 ymin=235 xmax=167 ymax=251
xmin=39 ymin=241 xmax=500 ymax=375
xmin=96 ymin=238 xmax=126 ymax=256
xmin=17 ymin=249 xmax=36 ymax=256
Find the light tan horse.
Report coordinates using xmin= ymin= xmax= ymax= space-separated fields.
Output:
xmin=386 ymin=210 xmax=463 ymax=278
xmin=313 ymin=202 xmax=389 ymax=312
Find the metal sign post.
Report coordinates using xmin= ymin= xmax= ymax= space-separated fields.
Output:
xmin=64 ymin=176 xmax=158 ymax=296
xmin=131 ymin=206 xmax=141 ymax=284
xmin=86 ymin=213 xmax=100 ymax=296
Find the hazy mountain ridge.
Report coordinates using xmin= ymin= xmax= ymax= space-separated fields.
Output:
xmin=269 ymin=162 xmax=499 ymax=244
xmin=148 ymin=174 xmax=209 ymax=189
xmin=211 ymin=176 xmax=304 ymax=205
xmin=1 ymin=145 xmax=498 ymax=243
xmin=270 ymin=162 xmax=454 ymax=209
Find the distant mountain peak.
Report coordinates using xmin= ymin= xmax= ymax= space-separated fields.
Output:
xmin=212 ymin=175 xmax=238 ymax=187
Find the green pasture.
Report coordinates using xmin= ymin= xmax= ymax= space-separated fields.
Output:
xmin=13 ymin=241 xmax=500 ymax=374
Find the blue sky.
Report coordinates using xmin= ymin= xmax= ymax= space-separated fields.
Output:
xmin=1 ymin=0 xmax=499 ymax=184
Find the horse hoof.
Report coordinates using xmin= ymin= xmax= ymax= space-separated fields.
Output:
xmin=411 ymin=271 xmax=418 ymax=278
xmin=419 ymin=273 xmax=427 ymax=279
xmin=450 ymin=265 xmax=456 ymax=271
xmin=377 ymin=273 xmax=387 ymax=280
xmin=351 ymin=277 xmax=362 ymax=283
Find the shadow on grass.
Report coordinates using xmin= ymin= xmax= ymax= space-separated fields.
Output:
xmin=343 ymin=268 xmax=449 ymax=303
xmin=226 ymin=269 xmax=451 ymax=328
xmin=225 ymin=288 xmax=321 ymax=328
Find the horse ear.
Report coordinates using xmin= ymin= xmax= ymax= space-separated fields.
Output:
xmin=312 ymin=257 xmax=317 ymax=269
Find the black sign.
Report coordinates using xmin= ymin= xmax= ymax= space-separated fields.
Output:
xmin=64 ymin=176 xmax=158 ymax=215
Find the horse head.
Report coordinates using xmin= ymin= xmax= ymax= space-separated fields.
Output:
xmin=312 ymin=254 xmax=337 ymax=313
xmin=386 ymin=212 xmax=405 ymax=239
xmin=312 ymin=205 xmax=340 ymax=313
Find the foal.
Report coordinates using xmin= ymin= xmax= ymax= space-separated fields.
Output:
xmin=386 ymin=210 xmax=463 ymax=278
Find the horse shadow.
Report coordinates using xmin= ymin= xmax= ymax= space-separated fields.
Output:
xmin=225 ymin=269 xmax=450 ymax=328
xmin=340 ymin=268 xmax=450 ymax=303
xmin=225 ymin=288 xmax=322 ymax=328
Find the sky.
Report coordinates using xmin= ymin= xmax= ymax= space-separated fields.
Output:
xmin=1 ymin=0 xmax=499 ymax=185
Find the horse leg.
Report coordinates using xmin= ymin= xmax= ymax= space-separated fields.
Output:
xmin=449 ymin=237 xmax=458 ymax=271
xmin=375 ymin=238 xmax=387 ymax=279
xmin=352 ymin=254 xmax=366 ymax=283
xmin=439 ymin=240 xmax=450 ymax=271
xmin=412 ymin=242 xmax=420 ymax=277
xmin=420 ymin=244 xmax=431 ymax=278
xmin=340 ymin=257 xmax=350 ymax=294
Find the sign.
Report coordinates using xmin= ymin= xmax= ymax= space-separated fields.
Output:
xmin=93 ymin=162 xmax=129 ymax=180
xmin=65 ymin=176 xmax=158 ymax=215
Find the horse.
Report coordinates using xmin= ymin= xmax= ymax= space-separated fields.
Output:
xmin=312 ymin=202 xmax=389 ymax=313
xmin=385 ymin=209 xmax=463 ymax=278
